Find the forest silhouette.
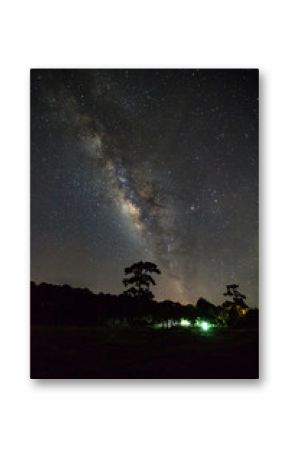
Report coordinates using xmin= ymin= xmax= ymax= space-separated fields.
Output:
xmin=31 ymin=261 xmax=258 ymax=378
xmin=31 ymin=261 xmax=258 ymax=329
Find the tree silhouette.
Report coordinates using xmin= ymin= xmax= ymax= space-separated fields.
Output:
xmin=223 ymin=284 xmax=248 ymax=307
xmin=123 ymin=261 xmax=161 ymax=300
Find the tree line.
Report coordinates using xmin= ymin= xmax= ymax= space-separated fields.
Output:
xmin=31 ymin=260 xmax=258 ymax=328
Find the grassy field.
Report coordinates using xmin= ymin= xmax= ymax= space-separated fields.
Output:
xmin=31 ymin=325 xmax=259 ymax=379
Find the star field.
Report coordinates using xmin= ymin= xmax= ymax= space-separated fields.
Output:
xmin=31 ymin=69 xmax=258 ymax=306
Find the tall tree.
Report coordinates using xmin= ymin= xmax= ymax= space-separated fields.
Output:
xmin=123 ymin=261 xmax=161 ymax=300
xmin=223 ymin=284 xmax=247 ymax=307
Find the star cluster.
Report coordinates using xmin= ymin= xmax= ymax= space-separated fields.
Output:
xmin=31 ymin=69 xmax=258 ymax=306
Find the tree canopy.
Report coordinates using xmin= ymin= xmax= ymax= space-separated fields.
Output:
xmin=123 ymin=261 xmax=161 ymax=300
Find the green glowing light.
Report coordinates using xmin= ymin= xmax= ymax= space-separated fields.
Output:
xmin=200 ymin=321 xmax=210 ymax=331
xmin=180 ymin=319 xmax=191 ymax=327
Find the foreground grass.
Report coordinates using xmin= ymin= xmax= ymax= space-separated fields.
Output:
xmin=31 ymin=325 xmax=259 ymax=379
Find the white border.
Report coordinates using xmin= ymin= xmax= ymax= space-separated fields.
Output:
xmin=0 ymin=1 xmax=289 ymax=448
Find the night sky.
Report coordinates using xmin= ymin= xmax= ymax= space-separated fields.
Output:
xmin=31 ymin=69 xmax=258 ymax=306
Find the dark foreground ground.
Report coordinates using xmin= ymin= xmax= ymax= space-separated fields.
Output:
xmin=31 ymin=326 xmax=259 ymax=379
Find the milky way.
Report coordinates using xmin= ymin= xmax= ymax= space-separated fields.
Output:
xmin=31 ymin=69 xmax=258 ymax=306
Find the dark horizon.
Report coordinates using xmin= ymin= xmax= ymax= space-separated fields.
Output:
xmin=31 ymin=69 xmax=258 ymax=306
xmin=30 ymin=277 xmax=256 ymax=309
